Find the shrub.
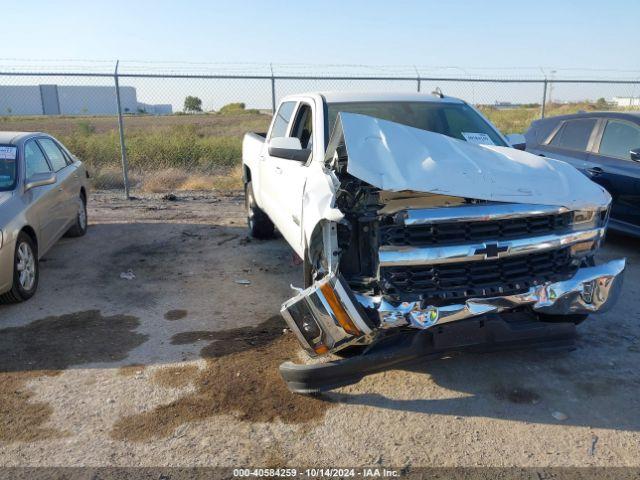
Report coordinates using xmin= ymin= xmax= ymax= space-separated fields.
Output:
xmin=219 ymin=102 xmax=260 ymax=115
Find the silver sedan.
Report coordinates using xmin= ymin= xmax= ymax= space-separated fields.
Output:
xmin=0 ymin=132 xmax=89 ymax=303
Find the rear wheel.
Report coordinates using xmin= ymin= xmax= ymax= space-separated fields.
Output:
xmin=245 ymin=182 xmax=274 ymax=239
xmin=65 ymin=193 xmax=88 ymax=237
xmin=0 ymin=232 xmax=39 ymax=303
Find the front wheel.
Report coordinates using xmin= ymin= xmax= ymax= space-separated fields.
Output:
xmin=0 ymin=232 xmax=39 ymax=303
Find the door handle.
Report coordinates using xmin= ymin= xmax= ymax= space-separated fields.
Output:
xmin=275 ymin=166 xmax=283 ymax=174
xmin=586 ymin=167 xmax=603 ymax=177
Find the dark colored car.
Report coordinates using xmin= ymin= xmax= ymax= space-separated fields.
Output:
xmin=525 ymin=112 xmax=640 ymax=236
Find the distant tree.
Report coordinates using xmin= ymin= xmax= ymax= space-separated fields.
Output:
xmin=595 ymin=97 xmax=608 ymax=109
xmin=184 ymin=96 xmax=203 ymax=113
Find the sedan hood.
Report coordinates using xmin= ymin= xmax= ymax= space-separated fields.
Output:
xmin=325 ymin=113 xmax=611 ymax=210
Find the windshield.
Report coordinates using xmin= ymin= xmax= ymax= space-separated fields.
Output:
xmin=0 ymin=145 xmax=18 ymax=191
xmin=327 ymin=101 xmax=507 ymax=147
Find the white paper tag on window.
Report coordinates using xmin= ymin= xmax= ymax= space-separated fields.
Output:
xmin=0 ymin=146 xmax=17 ymax=160
xmin=462 ymin=132 xmax=495 ymax=146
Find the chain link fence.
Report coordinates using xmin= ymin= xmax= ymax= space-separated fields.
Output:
xmin=0 ymin=61 xmax=638 ymax=196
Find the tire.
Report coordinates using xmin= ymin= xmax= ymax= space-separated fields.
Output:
xmin=65 ymin=193 xmax=88 ymax=237
xmin=245 ymin=182 xmax=274 ymax=239
xmin=0 ymin=232 xmax=39 ymax=304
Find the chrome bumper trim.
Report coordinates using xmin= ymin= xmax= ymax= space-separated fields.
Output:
xmin=378 ymin=227 xmax=605 ymax=267
xmin=403 ymin=203 xmax=569 ymax=226
xmin=358 ymin=258 xmax=626 ymax=330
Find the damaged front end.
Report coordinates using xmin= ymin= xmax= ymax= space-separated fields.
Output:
xmin=280 ymin=113 xmax=626 ymax=388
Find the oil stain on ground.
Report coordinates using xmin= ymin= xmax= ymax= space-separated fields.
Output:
xmin=164 ymin=309 xmax=188 ymax=321
xmin=0 ymin=310 xmax=147 ymax=443
xmin=492 ymin=385 xmax=541 ymax=405
xmin=111 ymin=315 xmax=332 ymax=441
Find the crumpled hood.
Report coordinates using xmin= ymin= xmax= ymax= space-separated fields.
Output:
xmin=325 ymin=113 xmax=611 ymax=210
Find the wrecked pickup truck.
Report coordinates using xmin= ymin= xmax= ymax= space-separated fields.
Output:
xmin=242 ymin=92 xmax=625 ymax=393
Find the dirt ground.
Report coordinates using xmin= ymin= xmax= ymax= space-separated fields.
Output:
xmin=0 ymin=191 xmax=639 ymax=468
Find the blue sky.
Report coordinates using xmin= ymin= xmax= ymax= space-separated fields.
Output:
xmin=2 ymin=0 xmax=639 ymax=75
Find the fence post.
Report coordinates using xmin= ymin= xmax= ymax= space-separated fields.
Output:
xmin=540 ymin=79 xmax=548 ymax=119
xmin=114 ymin=60 xmax=131 ymax=199
xmin=270 ymin=63 xmax=276 ymax=113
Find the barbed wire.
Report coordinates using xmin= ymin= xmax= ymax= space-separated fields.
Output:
xmin=0 ymin=59 xmax=639 ymax=80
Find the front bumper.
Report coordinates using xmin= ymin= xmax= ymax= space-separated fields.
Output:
xmin=281 ymin=258 xmax=625 ymax=356
xmin=364 ymin=258 xmax=626 ymax=330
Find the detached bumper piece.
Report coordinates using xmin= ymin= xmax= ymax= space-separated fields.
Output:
xmin=280 ymin=274 xmax=374 ymax=356
xmin=280 ymin=312 xmax=577 ymax=394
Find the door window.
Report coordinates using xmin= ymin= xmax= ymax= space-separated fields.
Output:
xmin=548 ymin=119 xmax=596 ymax=151
xmin=290 ymin=104 xmax=313 ymax=149
xmin=598 ymin=120 xmax=640 ymax=159
xmin=38 ymin=138 xmax=68 ymax=171
xmin=269 ymin=101 xmax=296 ymax=139
xmin=24 ymin=140 xmax=52 ymax=178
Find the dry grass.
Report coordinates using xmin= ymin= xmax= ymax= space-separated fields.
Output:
xmin=138 ymin=165 xmax=243 ymax=193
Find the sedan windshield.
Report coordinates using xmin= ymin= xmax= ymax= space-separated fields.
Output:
xmin=327 ymin=101 xmax=507 ymax=147
xmin=0 ymin=145 xmax=18 ymax=191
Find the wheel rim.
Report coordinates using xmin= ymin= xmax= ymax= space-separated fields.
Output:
xmin=78 ymin=198 xmax=87 ymax=230
xmin=16 ymin=242 xmax=36 ymax=291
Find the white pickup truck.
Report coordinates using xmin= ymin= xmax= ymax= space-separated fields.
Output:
xmin=242 ymin=92 xmax=625 ymax=392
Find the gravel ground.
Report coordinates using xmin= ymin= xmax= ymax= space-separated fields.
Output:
xmin=0 ymin=190 xmax=639 ymax=468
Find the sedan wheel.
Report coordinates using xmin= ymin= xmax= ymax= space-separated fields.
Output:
xmin=0 ymin=232 xmax=39 ymax=303
xmin=16 ymin=241 xmax=36 ymax=291
xmin=65 ymin=194 xmax=88 ymax=237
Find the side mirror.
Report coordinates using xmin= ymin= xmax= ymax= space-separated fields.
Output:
xmin=630 ymin=148 xmax=640 ymax=162
xmin=268 ymin=137 xmax=310 ymax=162
xmin=25 ymin=172 xmax=57 ymax=191
xmin=506 ymin=133 xmax=526 ymax=151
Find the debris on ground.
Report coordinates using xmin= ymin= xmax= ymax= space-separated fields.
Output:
xmin=234 ymin=279 xmax=251 ymax=285
xmin=119 ymin=270 xmax=136 ymax=280
xmin=162 ymin=193 xmax=178 ymax=201
xmin=552 ymin=411 xmax=568 ymax=421
xmin=589 ymin=435 xmax=599 ymax=455
xmin=217 ymin=234 xmax=240 ymax=246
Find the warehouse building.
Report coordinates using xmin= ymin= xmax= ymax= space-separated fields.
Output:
xmin=0 ymin=84 xmax=172 ymax=115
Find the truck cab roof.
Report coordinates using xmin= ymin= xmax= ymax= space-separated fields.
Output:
xmin=281 ymin=91 xmax=466 ymax=105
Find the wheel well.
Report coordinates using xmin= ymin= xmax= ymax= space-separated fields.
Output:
xmin=80 ymin=187 xmax=87 ymax=202
xmin=20 ymin=226 xmax=38 ymax=251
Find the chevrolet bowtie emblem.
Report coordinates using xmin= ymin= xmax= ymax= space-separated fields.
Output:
xmin=474 ymin=243 xmax=509 ymax=259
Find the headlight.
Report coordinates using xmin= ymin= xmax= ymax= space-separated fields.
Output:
xmin=572 ymin=207 xmax=609 ymax=229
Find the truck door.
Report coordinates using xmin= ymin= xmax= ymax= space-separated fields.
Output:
xmin=270 ymin=101 xmax=314 ymax=254
xmin=259 ymin=100 xmax=297 ymax=226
